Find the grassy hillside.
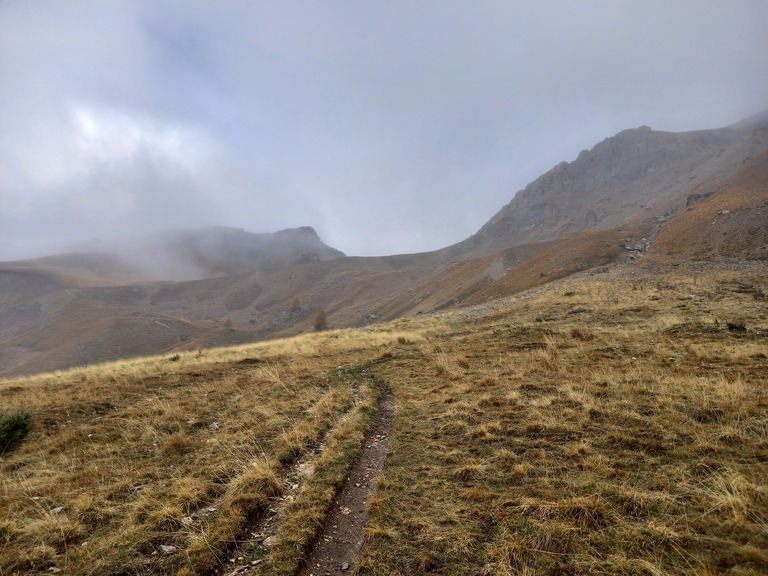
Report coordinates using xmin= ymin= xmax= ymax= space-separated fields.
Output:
xmin=1 ymin=262 xmax=767 ymax=575
xmin=4 ymin=114 xmax=767 ymax=379
xmin=360 ymin=264 xmax=768 ymax=575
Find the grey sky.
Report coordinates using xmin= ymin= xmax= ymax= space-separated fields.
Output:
xmin=1 ymin=1 xmax=767 ymax=260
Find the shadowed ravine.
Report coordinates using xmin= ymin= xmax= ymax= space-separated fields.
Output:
xmin=293 ymin=369 xmax=395 ymax=576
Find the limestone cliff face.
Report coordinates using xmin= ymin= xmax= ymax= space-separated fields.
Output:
xmin=468 ymin=118 xmax=768 ymax=253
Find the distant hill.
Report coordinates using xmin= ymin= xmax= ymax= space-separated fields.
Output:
xmin=109 ymin=225 xmax=346 ymax=280
xmin=1 ymin=110 xmax=766 ymax=376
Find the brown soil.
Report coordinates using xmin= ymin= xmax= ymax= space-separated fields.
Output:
xmin=293 ymin=369 xmax=395 ymax=576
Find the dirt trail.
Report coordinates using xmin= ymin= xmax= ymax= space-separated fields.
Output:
xmin=294 ymin=368 xmax=395 ymax=576
xmin=220 ymin=367 xmax=395 ymax=576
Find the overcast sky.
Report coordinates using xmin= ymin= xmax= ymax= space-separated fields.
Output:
xmin=1 ymin=1 xmax=767 ymax=260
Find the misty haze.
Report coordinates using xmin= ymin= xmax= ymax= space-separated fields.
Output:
xmin=2 ymin=2 xmax=768 ymax=261
xmin=1 ymin=3 xmax=767 ymax=576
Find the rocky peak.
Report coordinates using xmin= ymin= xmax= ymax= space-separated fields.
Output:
xmin=464 ymin=119 xmax=765 ymax=255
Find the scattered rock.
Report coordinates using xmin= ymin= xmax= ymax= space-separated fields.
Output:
xmin=686 ymin=193 xmax=704 ymax=207
xmin=50 ymin=506 xmax=64 ymax=514
xmin=209 ymin=422 xmax=220 ymax=431
xmin=364 ymin=314 xmax=379 ymax=325
xmin=160 ymin=545 xmax=176 ymax=555
xmin=341 ymin=562 xmax=349 ymax=571
xmin=263 ymin=535 xmax=278 ymax=548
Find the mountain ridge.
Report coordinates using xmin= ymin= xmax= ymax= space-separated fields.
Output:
xmin=2 ymin=110 xmax=767 ymax=376
xmin=464 ymin=118 xmax=768 ymax=257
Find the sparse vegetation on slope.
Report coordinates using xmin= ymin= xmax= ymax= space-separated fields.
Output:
xmin=649 ymin=149 xmax=768 ymax=261
xmin=1 ymin=261 xmax=766 ymax=576
xmin=0 ymin=328 xmax=421 ymax=575
xmin=3 ymin=114 xmax=767 ymax=377
xmin=358 ymin=264 xmax=768 ymax=575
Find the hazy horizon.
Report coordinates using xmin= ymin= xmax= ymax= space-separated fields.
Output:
xmin=2 ymin=1 xmax=767 ymax=261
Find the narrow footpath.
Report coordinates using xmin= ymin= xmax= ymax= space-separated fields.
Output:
xmin=294 ymin=368 xmax=395 ymax=576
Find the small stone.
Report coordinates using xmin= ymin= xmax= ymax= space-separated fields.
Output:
xmin=209 ymin=422 xmax=220 ymax=431
xmin=341 ymin=562 xmax=349 ymax=571
xmin=264 ymin=535 xmax=278 ymax=547
xmin=160 ymin=545 xmax=176 ymax=555
xmin=48 ymin=568 xmax=62 ymax=574
xmin=51 ymin=506 xmax=64 ymax=514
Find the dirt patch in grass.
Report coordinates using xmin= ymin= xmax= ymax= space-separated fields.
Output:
xmin=292 ymin=368 xmax=395 ymax=576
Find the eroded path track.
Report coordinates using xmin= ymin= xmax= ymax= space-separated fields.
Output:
xmin=294 ymin=368 xmax=395 ymax=576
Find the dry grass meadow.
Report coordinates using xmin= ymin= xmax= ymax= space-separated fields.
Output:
xmin=2 ymin=262 xmax=767 ymax=576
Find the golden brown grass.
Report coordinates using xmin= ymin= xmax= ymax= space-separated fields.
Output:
xmin=1 ymin=263 xmax=766 ymax=575
xmin=0 ymin=328 xmax=418 ymax=575
xmin=358 ymin=264 xmax=768 ymax=576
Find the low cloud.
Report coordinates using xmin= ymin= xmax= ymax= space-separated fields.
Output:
xmin=2 ymin=1 xmax=767 ymax=260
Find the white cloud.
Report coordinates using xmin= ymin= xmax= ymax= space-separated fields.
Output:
xmin=1 ymin=1 xmax=767 ymax=260
xmin=71 ymin=106 xmax=214 ymax=173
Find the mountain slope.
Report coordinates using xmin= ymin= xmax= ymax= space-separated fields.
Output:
xmin=2 ymin=111 xmax=767 ymax=376
xmin=648 ymin=148 xmax=768 ymax=260
xmin=461 ymin=117 xmax=768 ymax=256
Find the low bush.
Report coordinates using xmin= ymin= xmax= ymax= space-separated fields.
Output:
xmin=0 ymin=409 xmax=34 ymax=455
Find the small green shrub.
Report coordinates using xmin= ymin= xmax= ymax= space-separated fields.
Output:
xmin=0 ymin=409 xmax=34 ymax=455
xmin=0 ymin=522 xmax=16 ymax=542
xmin=314 ymin=309 xmax=328 ymax=331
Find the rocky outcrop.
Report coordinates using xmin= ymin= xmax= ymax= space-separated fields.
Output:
xmin=462 ymin=116 xmax=768 ymax=255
